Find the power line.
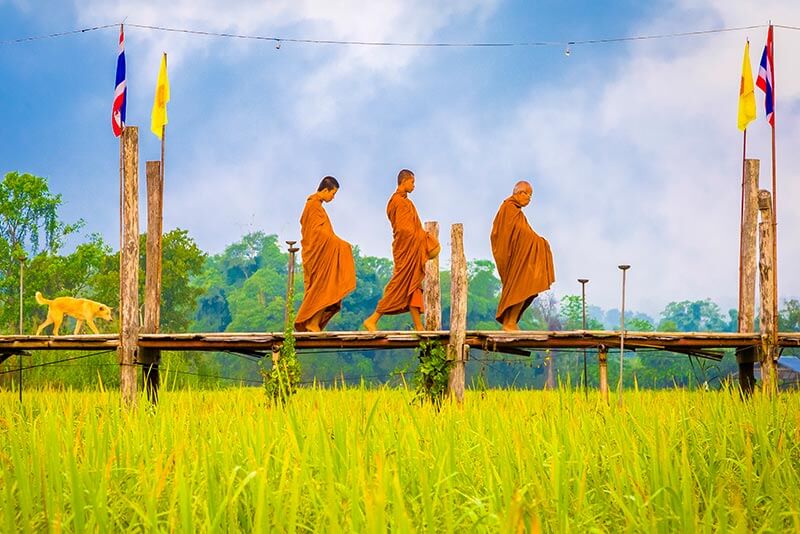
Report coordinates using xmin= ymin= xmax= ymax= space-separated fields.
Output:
xmin=0 ymin=23 xmax=117 ymax=45
xmin=122 ymin=22 xmax=772 ymax=48
xmin=0 ymin=350 xmax=114 ymax=375
xmin=0 ymin=21 xmax=780 ymax=49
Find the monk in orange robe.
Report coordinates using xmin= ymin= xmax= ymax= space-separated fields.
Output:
xmin=491 ymin=180 xmax=555 ymax=331
xmin=295 ymin=176 xmax=356 ymax=332
xmin=363 ymin=169 xmax=439 ymax=331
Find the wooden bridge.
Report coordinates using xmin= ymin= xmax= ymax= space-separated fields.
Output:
xmin=2 ymin=134 xmax=783 ymax=403
xmin=3 ymin=330 xmax=799 ymax=357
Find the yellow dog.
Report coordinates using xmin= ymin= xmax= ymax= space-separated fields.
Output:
xmin=35 ymin=291 xmax=113 ymax=335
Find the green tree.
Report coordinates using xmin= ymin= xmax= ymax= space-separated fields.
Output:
xmin=468 ymin=260 xmax=502 ymax=330
xmin=658 ymin=300 xmax=727 ymax=332
xmin=88 ymin=229 xmax=207 ymax=333
xmin=627 ymin=317 xmax=654 ymax=331
xmin=0 ymin=172 xmax=82 ymax=331
xmin=779 ymin=299 xmax=800 ymax=332
xmin=560 ymin=295 xmax=605 ymax=330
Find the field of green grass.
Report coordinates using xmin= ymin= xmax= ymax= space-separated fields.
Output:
xmin=0 ymin=387 xmax=798 ymax=532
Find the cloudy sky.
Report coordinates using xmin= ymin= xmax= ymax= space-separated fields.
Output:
xmin=1 ymin=0 xmax=799 ymax=317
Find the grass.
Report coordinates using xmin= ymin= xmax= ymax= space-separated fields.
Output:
xmin=0 ymin=386 xmax=798 ymax=532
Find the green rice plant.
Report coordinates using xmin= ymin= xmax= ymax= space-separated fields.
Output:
xmin=0 ymin=386 xmax=798 ymax=531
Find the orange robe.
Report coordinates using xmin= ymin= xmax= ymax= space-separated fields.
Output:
xmin=491 ymin=196 xmax=555 ymax=325
xmin=295 ymin=194 xmax=356 ymax=331
xmin=375 ymin=190 xmax=429 ymax=315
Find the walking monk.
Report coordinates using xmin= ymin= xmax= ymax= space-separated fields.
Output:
xmin=491 ymin=180 xmax=555 ymax=331
xmin=363 ymin=169 xmax=439 ymax=331
xmin=295 ymin=176 xmax=356 ymax=332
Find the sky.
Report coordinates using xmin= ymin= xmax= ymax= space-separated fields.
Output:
xmin=1 ymin=0 xmax=799 ymax=319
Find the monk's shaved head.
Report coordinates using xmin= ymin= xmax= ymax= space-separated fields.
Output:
xmin=397 ymin=169 xmax=415 ymax=185
xmin=317 ymin=176 xmax=340 ymax=191
xmin=513 ymin=181 xmax=532 ymax=194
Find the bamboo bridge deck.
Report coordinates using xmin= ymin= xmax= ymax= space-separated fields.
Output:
xmin=2 ymin=331 xmax=799 ymax=362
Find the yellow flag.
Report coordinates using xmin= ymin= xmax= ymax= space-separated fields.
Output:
xmin=151 ymin=53 xmax=170 ymax=138
xmin=737 ymin=41 xmax=756 ymax=131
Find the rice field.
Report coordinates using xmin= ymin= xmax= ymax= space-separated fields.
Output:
xmin=0 ymin=386 xmax=798 ymax=532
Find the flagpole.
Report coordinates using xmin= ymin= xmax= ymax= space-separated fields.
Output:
xmin=119 ymin=128 xmax=125 ymax=315
xmin=738 ymin=128 xmax=747 ymax=319
xmin=160 ymin=53 xmax=167 ymax=184
xmin=161 ymin=126 xmax=165 ymax=183
xmin=770 ymin=24 xmax=778 ymax=322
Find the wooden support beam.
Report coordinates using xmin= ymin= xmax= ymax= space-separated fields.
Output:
xmin=447 ymin=223 xmax=467 ymax=403
xmin=737 ymin=159 xmax=759 ymax=393
xmin=120 ymin=126 xmax=140 ymax=407
xmin=140 ymin=160 xmax=163 ymax=404
xmin=598 ymin=345 xmax=609 ymax=404
xmin=6 ymin=331 xmax=793 ymax=353
xmin=544 ymin=350 xmax=555 ymax=390
xmin=423 ymin=221 xmax=441 ymax=331
xmin=758 ymin=189 xmax=778 ymax=394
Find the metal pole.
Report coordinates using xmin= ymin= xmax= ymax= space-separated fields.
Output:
xmin=578 ymin=278 xmax=589 ymax=397
xmin=18 ymin=254 xmax=26 ymax=402
xmin=618 ymin=265 xmax=630 ymax=406
xmin=285 ymin=240 xmax=299 ymax=328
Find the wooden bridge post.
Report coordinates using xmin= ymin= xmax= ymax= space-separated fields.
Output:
xmin=120 ymin=127 xmax=140 ymax=407
xmin=758 ymin=190 xmax=778 ymax=394
xmin=598 ymin=345 xmax=609 ymax=404
xmin=285 ymin=241 xmax=299 ymax=328
xmin=737 ymin=159 xmax=759 ymax=394
xmin=423 ymin=221 xmax=441 ymax=330
xmin=140 ymin=160 xmax=163 ymax=404
xmin=448 ymin=223 xmax=467 ymax=403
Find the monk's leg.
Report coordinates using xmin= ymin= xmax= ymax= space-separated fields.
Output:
xmin=501 ymin=303 xmax=525 ymax=331
xmin=409 ymin=307 xmax=424 ymax=331
xmin=363 ymin=311 xmax=382 ymax=332
xmin=306 ymin=310 xmax=325 ymax=332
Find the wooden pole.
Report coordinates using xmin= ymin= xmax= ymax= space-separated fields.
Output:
xmin=423 ymin=221 xmax=441 ymax=330
xmin=598 ymin=345 xmax=609 ymax=404
xmin=118 ymin=135 xmax=124 ymax=316
xmin=737 ymin=159 xmax=759 ymax=393
xmin=758 ymin=189 xmax=778 ymax=394
xmin=141 ymin=160 xmax=163 ymax=404
xmin=120 ymin=126 xmax=140 ymax=407
xmin=285 ymin=241 xmax=299 ymax=328
xmin=737 ymin=130 xmax=748 ymax=316
xmin=544 ymin=350 xmax=555 ymax=390
xmin=769 ymin=25 xmax=778 ymax=331
xmin=447 ymin=223 xmax=467 ymax=403
xmin=18 ymin=255 xmax=24 ymax=402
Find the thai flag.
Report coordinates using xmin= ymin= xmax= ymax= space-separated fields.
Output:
xmin=756 ymin=25 xmax=774 ymax=127
xmin=112 ymin=26 xmax=126 ymax=137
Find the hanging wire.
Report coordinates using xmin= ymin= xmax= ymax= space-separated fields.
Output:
xmin=118 ymin=22 xmax=772 ymax=48
xmin=0 ymin=21 xmax=778 ymax=48
xmin=0 ymin=350 xmax=114 ymax=375
xmin=0 ymin=23 xmax=118 ymax=45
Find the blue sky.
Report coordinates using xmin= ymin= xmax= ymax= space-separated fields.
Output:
xmin=1 ymin=0 xmax=799 ymax=317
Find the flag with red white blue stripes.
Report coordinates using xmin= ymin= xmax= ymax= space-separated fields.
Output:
xmin=756 ymin=25 xmax=774 ymax=127
xmin=112 ymin=25 xmax=126 ymax=137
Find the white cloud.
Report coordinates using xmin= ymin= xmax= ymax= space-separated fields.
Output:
xmin=66 ymin=0 xmax=800 ymax=318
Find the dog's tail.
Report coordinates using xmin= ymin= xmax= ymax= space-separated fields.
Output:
xmin=35 ymin=291 xmax=50 ymax=305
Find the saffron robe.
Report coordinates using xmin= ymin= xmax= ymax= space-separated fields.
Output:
xmin=375 ymin=190 xmax=431 ymax=314
xmin=490 ymin=196 xmax=555 ymax=324
xmin=295 ymin=194 xmax=356 ymax=331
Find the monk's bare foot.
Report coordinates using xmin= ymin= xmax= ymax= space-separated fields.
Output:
xmin=410 ymin=308 xmax=424 ymax=331
xmin=363 ymin=312 xmax=381 ymax=331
